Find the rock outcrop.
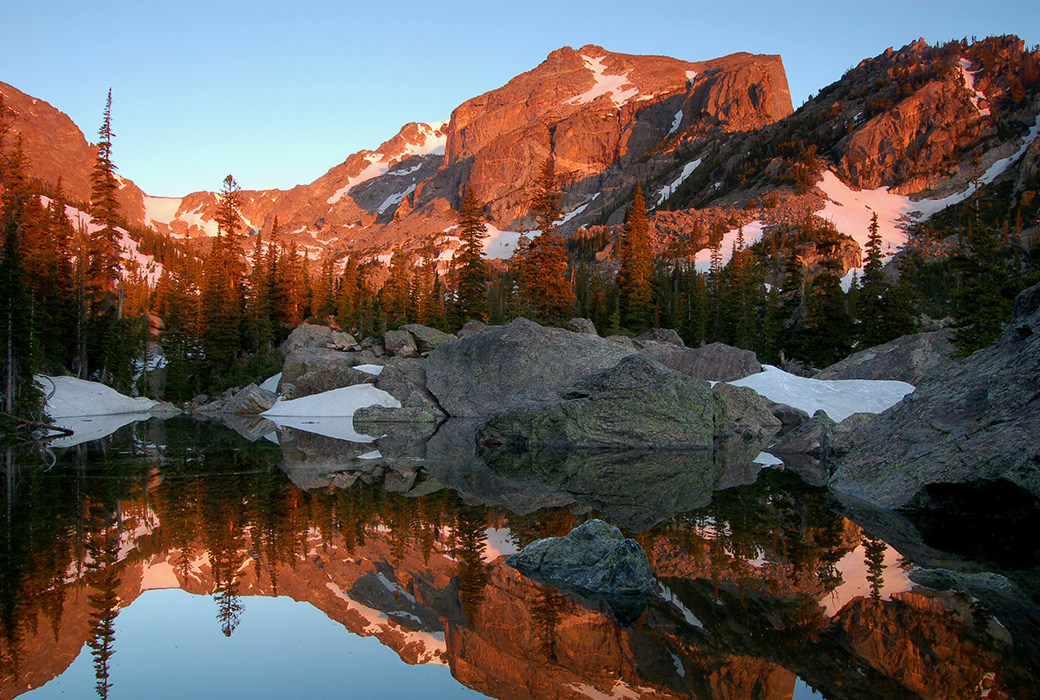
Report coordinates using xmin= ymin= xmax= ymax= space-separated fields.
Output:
xmin=830 ymin=282 xmax=1040 ymax=508
xmin=478 ymin=354 xmax=717 ymax=450
xmin=659 ymin=342 xmax=763 ymax=382
xmin=424 ymin=318 xmax=637 ymax=417
xmin=816 ymin=330 xmax=954 ymax=384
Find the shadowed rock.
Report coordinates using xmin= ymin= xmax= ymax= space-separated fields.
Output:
xmin=425 ymin=317 xmax=637 ymax=417
xmin=660 ymin=342 xmax=762 ymax=381
xmin=830 ymin=282 xmax=1040 ymax=508
xmin=817 ymin=329 xmax=954 ymax=384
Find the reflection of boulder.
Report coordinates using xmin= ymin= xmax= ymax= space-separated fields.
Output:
xmin=482 ymin=446 xmax=725 ymax=532
xmin=220 ymin=413 xmax=278 ymax=442
xmin=277 ymin=427 xmax=378 ymax=491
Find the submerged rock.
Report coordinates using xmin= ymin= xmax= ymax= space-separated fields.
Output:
xmin=508 ymin=519 xmax=655 ymax=604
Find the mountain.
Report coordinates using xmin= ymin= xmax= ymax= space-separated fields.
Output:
xmin=3 ymin=37 xmax=1039 ymax=277
xmin=0 ymin=80 xmax=149 ymax=223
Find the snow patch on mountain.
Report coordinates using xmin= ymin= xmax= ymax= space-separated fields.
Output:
xmin=378 ymin=183 xmax=417 ymax=214
xmin=956 ymin=58 xmax=991 ymax=117
xmin=327 ymin=122 xmax=447 ymax=205
xmin=668 ymin=109 xmax=684 ymax=136
xmin=657 ymin=158 xmax=702 ymax=206
xmin=693 ymin=220 xmax=764 ymax=273
xmin=143 ymin=196 xmax=182 ymax=228
xmin=567 ymin=55 xmax=640 ymax=108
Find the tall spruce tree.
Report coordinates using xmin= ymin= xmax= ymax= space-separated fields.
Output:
xmin=855 ymin=212 xmax=917 ymax=347
xmin=616 ymin=185 xmax=655 ymax=331
xmin=200 ymin=175 xmax=246 ymax=381
xmin=951 ymin=224 xmax=1015 ymax=356
xmin=87 ymin=90 xmax=121 ymax=309
xmin=520 ymin=158 xmax=574 ymax=325
xmin=454 ymin=186 xmax=489 ymax=324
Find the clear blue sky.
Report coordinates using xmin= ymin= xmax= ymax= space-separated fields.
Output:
xmin=3 ymin=1 xmax=1037 ymax=196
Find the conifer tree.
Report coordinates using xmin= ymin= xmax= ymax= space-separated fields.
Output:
xmin=87 ymin=90 xmax=121 ymax=308
xmin=200 ymin=175 xmax=246 ymax=380
xmin=951 ymin=224 xmax=1015 ymax=355
xmin=454 ymin=186 xmax=489 ymax=323
xmin=855 ymin=212 xmax=917 ymax=347
xmin=616 ymin=185 xmax=655 ymax=331
xmin=519 ymin=158 xmax=574 ymax=325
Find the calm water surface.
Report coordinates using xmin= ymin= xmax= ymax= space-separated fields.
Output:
xmin=1 ymin=416 xmax=1037 ymax=699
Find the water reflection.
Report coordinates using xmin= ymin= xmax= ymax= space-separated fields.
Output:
xmin=0 ymin=417 xmax=1036 ymax=699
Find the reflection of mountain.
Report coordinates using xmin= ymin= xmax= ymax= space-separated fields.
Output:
xmin=0 ymin=422 xmax=1033 ymax=700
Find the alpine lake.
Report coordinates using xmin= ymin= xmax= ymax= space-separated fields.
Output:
xmin=1 ymin=414 xmax=1038 ymax=700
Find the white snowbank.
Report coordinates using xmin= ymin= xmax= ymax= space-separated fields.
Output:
xmin=729 ymin=365 xmax=913 ymax=422
xmin=263 ymin=384 xmax=400 ymax=417
xmin=41 ymin=375 xmax=158 ymax=418
xmin=142 ymin=196 xmax=183 ymax=228
xmin=354 ymin=364 xmax=384 ymax=376
xmin=261 ymin=384 xmax=401 ymax=442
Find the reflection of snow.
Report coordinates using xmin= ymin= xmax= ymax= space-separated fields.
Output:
xmin=481 ymin=528 xmax=518 ymax=563
xmin=657 ymin=582 xmax=703 ymax=628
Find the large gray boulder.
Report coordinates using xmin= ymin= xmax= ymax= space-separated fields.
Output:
xmin=508 ymin=519 xmax=655 ymax=599
xmin=282 ymin=323 xmax=356 ymax=353
xmin=659 ymin=342 xmax=762 ymax=382
xmin=816 ymin=329 xmax=954 ymax=385
xmin=478 ymin=354 xmax=716 ymax=450
xmin=383 ymin=329 xmax=419 ymax=358
xmin=424 ymin=317 xmax=637 ymax=417
xmin=280 ymin=347 xmax=375 ymax=400
xmin=399 ymin=323 xmax=454 ymax=353
xmin=830 ymin=282 xmax=1040 ymax=508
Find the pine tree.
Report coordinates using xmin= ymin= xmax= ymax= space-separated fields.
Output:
xmin=87 ymin=90 xmax=121 ymax=309
xmin=200 ymin=175 xmax=246 ymax=381
xmin=616 ymin=185 xmax=655 ymax=331
xmin=855 ymin=212 xmax=917 ymax=347
xmin=454 ymin=186 xmax=489 ymax=324
xmin=951 ymin=224 xmax=1015 ymax=355
xmin=520 ymin=158 xmax=574 ymax=325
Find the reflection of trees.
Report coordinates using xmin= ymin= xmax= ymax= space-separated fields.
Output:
xmin=453 ymin=505 xmax=489 ymax=626
xmin=85 ymin=518 xmax=120 ymax=700
xmin=862 ymin=532 xmax=887 ymax=601
xmin=531 ymin=585 xmax=566 ymax=660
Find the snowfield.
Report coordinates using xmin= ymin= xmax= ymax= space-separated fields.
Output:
xmin=729 ymin=365 xmax=914 ymax=422
xmin=41 ymin=375 xmax=158 ymax=418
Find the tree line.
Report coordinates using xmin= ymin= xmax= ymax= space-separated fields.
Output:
xmin=3 ymin=91 xmax=1037 ymax=425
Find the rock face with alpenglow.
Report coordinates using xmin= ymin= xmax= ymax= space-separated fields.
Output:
xmin=424 ymin=318 xmax=636 ymax=417
xmin=830 ymin=282 xmax=1040 ymax=508
xmin=508 ymin=520 xmax=655 ymax=599
xmin=478 ymin=354 xmax=716 ymax=450
xmin=816 ymin=330 xmax=954 ymax=385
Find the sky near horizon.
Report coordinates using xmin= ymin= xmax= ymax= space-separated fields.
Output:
xmin=2 ymin=1 xmax=1038 ymax=197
